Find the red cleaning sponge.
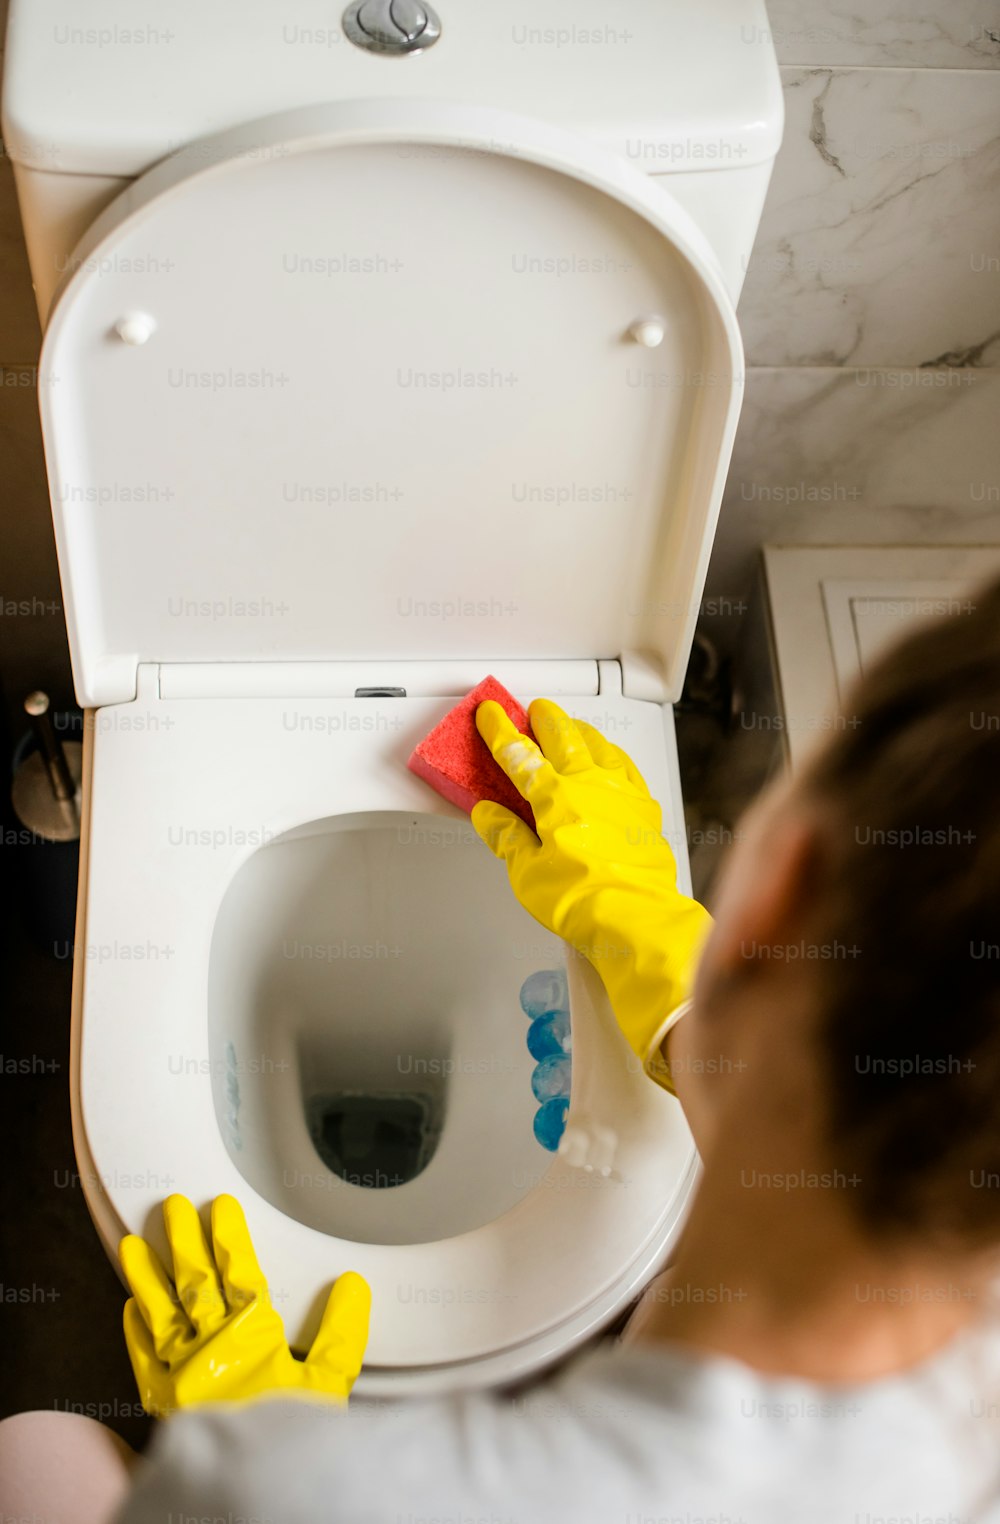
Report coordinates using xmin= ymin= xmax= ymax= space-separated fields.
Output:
xmin=407 ymin=676 xmax=536 ymax=829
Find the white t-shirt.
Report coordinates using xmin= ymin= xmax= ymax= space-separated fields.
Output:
xmin=117 ymin=1329 xmax=1000 ymax=1524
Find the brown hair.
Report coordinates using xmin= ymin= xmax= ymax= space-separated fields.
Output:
xmin=799 ymin=574 xmax=1000 ymax=1249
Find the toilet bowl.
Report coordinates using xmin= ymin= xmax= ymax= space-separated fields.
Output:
xmin=3 ymin=3 xmax=783 ymax=1393
xmin=70 ymin=680 xmax=698 ymax=1392
xmin=209 ymin=808 xmax=560 ymax=1246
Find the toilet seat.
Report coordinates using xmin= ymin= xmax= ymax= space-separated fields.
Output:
xmin=71 ymin=677 xmax=698 ymax=1392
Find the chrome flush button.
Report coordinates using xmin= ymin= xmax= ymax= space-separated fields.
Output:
xmin=343 ymin=0 xmax=442 ymax=54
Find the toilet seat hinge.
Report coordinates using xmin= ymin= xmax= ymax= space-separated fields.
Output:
xmin=146 ymin=660 xmax=605 ymax=702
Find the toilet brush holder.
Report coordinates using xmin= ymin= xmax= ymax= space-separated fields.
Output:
xmin=10 ymin=691 xmax=83 ymax=954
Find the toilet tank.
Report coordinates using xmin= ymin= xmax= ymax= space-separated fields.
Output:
xmin=2 ymin=0 xmax=783 ymax=322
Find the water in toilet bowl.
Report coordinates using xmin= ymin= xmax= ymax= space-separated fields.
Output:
xmin=306 ymin=1090 xmax=443 ymax=1190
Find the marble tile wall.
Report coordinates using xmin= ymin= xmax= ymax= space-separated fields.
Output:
xmin=759 ymin=1 xmax=1000 ymax=70
xmin=704 ymin=368 xmax=1000 ymax=622
xmin=739 ymin=69 xmax=1000 ymax=369
xmin=706 ymin=4 xmax=1000 ymax=653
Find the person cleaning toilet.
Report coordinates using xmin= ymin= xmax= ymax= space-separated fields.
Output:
xmin=3 ymin=577 xmax=1000 ymax=1523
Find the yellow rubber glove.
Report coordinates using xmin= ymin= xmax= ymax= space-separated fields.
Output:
xmin=471 ymin=699 xmax=712 ymax=1091
xmin=119 ymin=1194 xmax=370 ymax=1416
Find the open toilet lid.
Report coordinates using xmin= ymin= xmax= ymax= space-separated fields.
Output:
xmin=39 ymin=99 xmax=743 ymax=707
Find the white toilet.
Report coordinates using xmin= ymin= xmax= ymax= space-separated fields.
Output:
xmin=2 ymin=1 xmax=783 ymax=1394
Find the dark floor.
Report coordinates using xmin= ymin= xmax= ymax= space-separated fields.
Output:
xmin=1 ymin=767 xmax=152 ymax=1450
